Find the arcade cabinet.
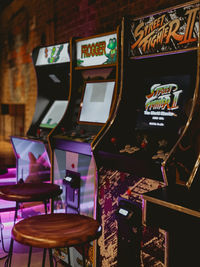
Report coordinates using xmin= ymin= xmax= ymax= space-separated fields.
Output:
xmin=48 ymin=30 xmax=120 ymax=266
xmin=10 ymin=42 xmax=70 ymax=184
xmin=93 ymin=1 xmax=199 ymax=266
xmin=141 ymin=2 xmax=200 ymax=266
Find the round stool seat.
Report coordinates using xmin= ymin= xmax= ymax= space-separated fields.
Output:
xmin=12 ymin=213 xmax=101 ymax=248
xmin=0 ymin=183 xmax=62 ymax=202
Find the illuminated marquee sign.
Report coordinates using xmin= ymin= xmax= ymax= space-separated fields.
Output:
xmin=36 ymin=43 xmax=70 ymax=65
xmin=76 ymin=33 xmax=117 ymax=67
xmin=130 ymin=1 xmax=199 ymax=57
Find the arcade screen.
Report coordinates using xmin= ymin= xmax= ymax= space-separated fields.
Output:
xmin=135 ymin=74 xmax=192 ymax=131
xmin=78 ymin=81 xmax=115 ymax=124
xmin=40 ymin=100 xmax=68 ymax=128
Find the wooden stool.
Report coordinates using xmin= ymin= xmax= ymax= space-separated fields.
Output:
xmin=0 ymin=182 xmax=62 ymax=219
xmin=0 ymin=183 xmax=62 ymax=266
xmin=12 ymin=213 xmax=101 ymax=267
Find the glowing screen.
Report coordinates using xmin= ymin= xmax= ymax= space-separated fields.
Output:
xmin=40 ymin=100 xmax=68 ymax=128
xmin=136 ymin=75 xmax=192 ymax=130
xmin=79 ymin=81 xmax=115 ymax=124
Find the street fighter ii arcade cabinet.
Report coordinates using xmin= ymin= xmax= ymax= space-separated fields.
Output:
xmin=93 ymin=1 xmax=199 ymax=266
xmin=142 ymin=1 xmax=200 ymax=267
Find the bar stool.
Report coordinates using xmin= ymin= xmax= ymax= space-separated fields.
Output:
xmin=12 ymin=213 xmax=101 ymax=267
xmin=0 ymin=182 xmax=62 ymax=266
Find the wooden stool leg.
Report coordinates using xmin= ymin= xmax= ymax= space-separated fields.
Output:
xmin=27 ymin=246 xmax=32 ymax=267
xmin=48 ymin=249 xmax=54 ymax=267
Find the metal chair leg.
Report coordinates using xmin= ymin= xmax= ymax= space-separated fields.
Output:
xmin=53 ymin=255 xmax=57 ymax=267
xmin=67 ymin=247 xmax=71 ymax=266
xmin=13 ymin=203 xmax=19 ymax=224
xmin=48 ymin=249 xmax=54 ymax=267
xmin=27 ymin=246 xmax=32 ymax=267
xmin=42 ymin=248 xmax=46 ymax=267
xmin=0 ymin=216 xmax=8 ymax=254
xmin=0 ymin=221 xmax=9 ymax=260
xmin=82 ymin=245 xmax=86 ymax=267
xmin=44 ymin=200 xmax=48 ymax=214
xmin=4 ymin=237 xmax=14 ymax=267
xmin=0 ymin=254 xmax=7 ymax=261
xmin=4 ymin=202 xmax=19 ymax=267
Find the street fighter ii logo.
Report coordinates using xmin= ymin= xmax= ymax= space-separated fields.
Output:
xmin=130 ymin=1 xmax=199 ymax=57
xmin=143 ymin=83 xmax=183 ymax=127
xmin=145 ymin=83 xmax=182 ymax=112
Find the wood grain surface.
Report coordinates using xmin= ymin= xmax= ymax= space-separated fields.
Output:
xmin=12 ymin=213 xmax=101 ymax=248
xmin=0 ymin=183 xmax=62 ymax=202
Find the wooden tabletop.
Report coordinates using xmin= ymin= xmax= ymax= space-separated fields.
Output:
xmin=0 ymin=183 xmax=62 ymax=202
xmin=12 ymin=213 xmax=101 ymax=248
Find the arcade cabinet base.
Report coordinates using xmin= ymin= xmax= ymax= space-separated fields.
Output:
xmin=143 ymin=184 xmax=200 ymax=267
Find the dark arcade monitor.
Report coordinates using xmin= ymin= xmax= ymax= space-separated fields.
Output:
xmin=135 ymin=74 xmax=192 ymax=132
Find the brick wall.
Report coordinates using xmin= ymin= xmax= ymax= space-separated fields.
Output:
xmin=0 ymin=0 xmax=190 ymax=166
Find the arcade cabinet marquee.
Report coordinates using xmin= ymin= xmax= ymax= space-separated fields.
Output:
xmin=130 ymin=4 xmax=199 ymax=57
